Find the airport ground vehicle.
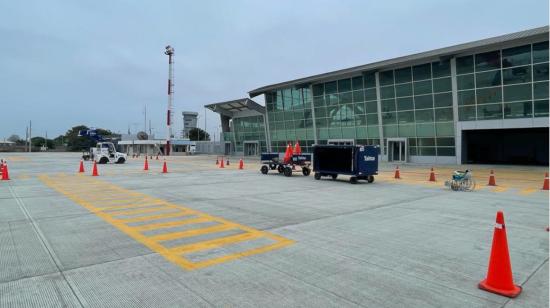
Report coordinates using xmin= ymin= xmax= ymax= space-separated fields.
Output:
xmin=79 ymin=129 xmax=126 ymax=164
xmin=260 ymin=153 xmax=312 ymax=177
xmin=313 ymin=145 xmax=379 ymax=184
xmin=445 ymin=169 xmax=476 ymax=191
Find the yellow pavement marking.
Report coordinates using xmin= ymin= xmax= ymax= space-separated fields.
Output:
xmin=108 ymin=205 xmax=176 ymax=217
xmin=148 ymin=224 xmax=236 ymax=242
xmin=171 ymin=232 xmax=264 ymax=255
xmin=519 ymin=188 xmax=537 ymax=195
xmin=117 ymin=211 xmax=194 ymax=223
xmin=38 ymin=175 xmax=293 ymax=271
xmin=132 ymin=216 xmax=210 ymax=232
xmin=491 ymin=186 xmax=508 ymax=193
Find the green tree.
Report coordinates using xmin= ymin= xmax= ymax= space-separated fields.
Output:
xmin=31 ymin=137 xmax=55 ymax=149
xmin=65 ymin=125 xmax=95 ymax=151
xmin=188 ymin=128 xmax=210 ymax=141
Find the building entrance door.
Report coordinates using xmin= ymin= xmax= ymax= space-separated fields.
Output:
xmin=387 ymin=138 xmax=407 ymax=162
xmin=224 ymin=142 xmax=232 ymax=155
xmin=244 ymin=142 xmax=259 ymax=156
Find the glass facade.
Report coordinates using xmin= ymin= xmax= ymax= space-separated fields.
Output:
xmin=457 ymin=41 xmax=549 ymax=121
xmin=265 ymin=87 xmax=315 ymax=153
xmin=378 ymin=60 xmax=455 ymax=156
xmin=225 ymin=115 xmax=267 ymax=153
xmin=310 ymin=72 xmax=380 ymax=149
xmin=220 ymin=36 xmax=549 ymax=159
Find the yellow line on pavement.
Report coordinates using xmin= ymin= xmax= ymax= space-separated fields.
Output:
xmin=38 ymin=175 xmax=293 ymax=271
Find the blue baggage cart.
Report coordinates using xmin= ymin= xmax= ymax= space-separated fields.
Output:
xmin=313 ymin=145 xmax=379 ymax=184
xmin=260 ymin=152 xmax=312 ymax=177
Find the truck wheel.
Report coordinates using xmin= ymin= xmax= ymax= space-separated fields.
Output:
xmin=302 ymin=167 xmax=311 ymax=176
xmin=350 ymin=177 xmax=358 ymax=184
xmin=314 ymin=173 xmax=321 ymax=180
xmin=367 ymin=175 xmax=374 ymax=183
xmin=116 ymin=157 xmax=125 ymax=164
xmin=99 ymin=157 xmax=109 ymax=164
xmin=277 ymin=165 xmax=284 ymax=173
xmin=283 ymin=167 xmax=292 ymax=177
xmin=261 ymin=165 xmax=269 ymax=174
xmin=331 ymin=174 xmax=337 ymax=180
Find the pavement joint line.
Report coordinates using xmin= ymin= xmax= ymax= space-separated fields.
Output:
xmin=38 ymin=175 xmax=294 ymax=271
xmin=7 ymin=182 xmax=87 ymax=307
xmin=501 ymin=258 xmax=549 ymax=308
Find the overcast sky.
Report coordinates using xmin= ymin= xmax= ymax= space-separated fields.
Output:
xmin=0 ymin=0 xmax=548 ymax=140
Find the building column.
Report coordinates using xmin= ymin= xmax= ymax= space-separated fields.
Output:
xmin=309 ymin=85 xmax=319 ymax=145
xmin=450 ymin=57 xmax=461 ymax=165
xmin=375 ymin=72 xmax=385 ymax=160
xmin=262 ymin=113 xmax=271 ymax=152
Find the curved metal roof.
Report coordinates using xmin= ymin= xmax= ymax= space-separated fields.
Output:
xmin=205 ymin=98 xmax=265 ymax=117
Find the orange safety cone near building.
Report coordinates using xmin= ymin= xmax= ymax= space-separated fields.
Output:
xmin=144 ymin=157 xmax=149 ymax=171
xmin=283 ymin=143 xmax=293 ymax=164
xmin=78 ymin=160 xmax=85 ymax=173
xmin=488 ymin=170 xmax=497 ymax=186
xmin=478 ymin=211 xmax=522 ymax=298
xmin=162 ymin=160 xmax=168 ymax=173
xmin=239 ymin=158 xmax=244 ymax=170
xmin=542 ymin=172 xmax=549 ymax=190
xmin=394 ymin=166 xmax=401 ymax=179
xmin=429 ymin=167 xmax=436 ymax=182
xmin=92 ymin=160 xmax=99 ymax=176
xmin=1 ymin=162 xmax=10 ymax=181
xmin=219 ymin=157 xmax=225 ymax=168
xmin=294 ymin=141 xmax=302 ymax=155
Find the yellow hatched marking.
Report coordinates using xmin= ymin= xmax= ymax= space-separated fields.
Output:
xmin=38 ymin=175 xmax=293 ymax=271
xmin=148 ymin=224 xmax=236 ymax=242
xmin=518 ymin=188 xmax=537 ymax=195
xmin=117 ymin=211 xmax=194 ymax=223
xmin=171 ymin=232 xmax=263 ymax=255
xmin=132 ymin=216 xmax=210 ymax=232
xmin=492 ymin=186 xmax=508 ymax=192
xmin=108 ymin=205 xmax=176 ymax=217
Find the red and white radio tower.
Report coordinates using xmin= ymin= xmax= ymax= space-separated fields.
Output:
xmin=164 ymin=45 xmax=175 ymax=156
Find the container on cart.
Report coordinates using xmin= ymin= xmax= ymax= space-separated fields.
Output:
xmin=260 ymin=152 xmax=312 ymax=177
xmin=313 ymin=145 xmax=379 ymax=184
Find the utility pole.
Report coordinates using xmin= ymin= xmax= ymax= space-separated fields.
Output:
xmin=28 ymin=120 xmax=32 ymax=152
xmin=144 ymin=105 xmax=147 ymax=133
xmin=164 ymin=45 xmax=175 ymax=155
xmin=204 ymin=108 xmax=207 ymax=141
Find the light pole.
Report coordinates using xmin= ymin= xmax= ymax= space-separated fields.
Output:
xmin=164 ymin=45 xmax=175 ymax=155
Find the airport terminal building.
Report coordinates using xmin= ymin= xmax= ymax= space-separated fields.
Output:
xmin=208 ymin=26 xmax=549 ymax=165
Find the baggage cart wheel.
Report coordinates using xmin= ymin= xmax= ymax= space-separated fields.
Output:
xmin=349 ymin=177 xmax=358 ymax=184
xmin=331 ymin=174 xmax=337 ymax=180
xmin=367 ymin=175 xmax=374 ymax=183
xmin=260 ymin=165 xmax=269 ymax=174
xmin=277 ymin=165 xmax=284 ymax=173
xmin=314 ymin=173 xmax=321 ymax=180
xmin=283 ymin=167 xmax=292 ymax=177
xmin=302 ymin=167 xmax=311 ymax=176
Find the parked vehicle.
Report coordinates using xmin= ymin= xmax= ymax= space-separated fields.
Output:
xmin=313 ymin=145 xmax=379 ymax=184
xmin=445 ymin=169 xmax=476 ymax=191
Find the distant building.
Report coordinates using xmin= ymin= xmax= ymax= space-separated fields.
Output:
xmin=182 ymin=111 xmax=198 ymax=139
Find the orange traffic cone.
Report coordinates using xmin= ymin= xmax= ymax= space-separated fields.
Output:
xmin=394 ymin=166 xmax=401 ymax=179
xmin=294 ymin=141 xmax=302 ymax=155
xmin=542 ymin=172 xmax=549 ymax=190
xmin=488 ymin=170 xmax=496 ymax=186
xmin=429 ymin=167 xmax=436 ymax=182
xmin=162 ymin=160 xmax=168 ymax=173
xmin=92 ymin=161 xmax=99 ymax=176
xmin=220 ymin=157 xmax=225 ymax=168
xmin=1 ymin=162 xmax=10 ymax=181
xmin=239 ymin=159 xmax=244 ymax=170
xmin=78 ymin=160 xmax=85 ymax=173
xmin=144 ymin=157 xmax=149 ymax=171
xmin=478 ymin=211 xmax=522 ymax=298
